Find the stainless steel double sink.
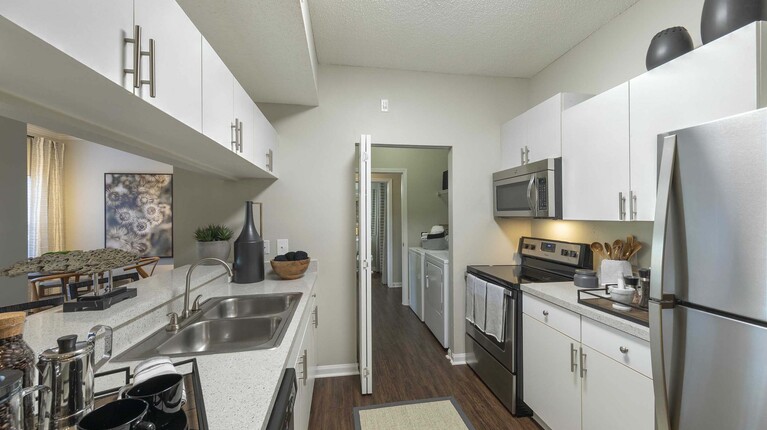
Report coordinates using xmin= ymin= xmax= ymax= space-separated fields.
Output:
xmin=114 ymin=293 xmax=302 ymax=362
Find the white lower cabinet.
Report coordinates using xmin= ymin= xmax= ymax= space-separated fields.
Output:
xmin=523 ymin=295 xmax=654 ymax=430
xmin=523 ymin=314 xmax=582 ymax=430
xmin=292 ymin=297 xmax=317 ymax=430
xmin=581 ymin=345 xmax=654 ymax=430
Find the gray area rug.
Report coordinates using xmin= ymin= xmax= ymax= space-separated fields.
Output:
xmin=353 ymin=397 xmax=476 ymax=430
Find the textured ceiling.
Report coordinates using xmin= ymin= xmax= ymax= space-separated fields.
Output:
xmin=309 ymin=0 xmax=640 ymax=78
xmin=177 ymin=0 xmax=319 ymax=106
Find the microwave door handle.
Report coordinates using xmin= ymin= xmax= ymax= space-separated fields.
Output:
xmin=526 ymin=175 xmax=535 ymax=216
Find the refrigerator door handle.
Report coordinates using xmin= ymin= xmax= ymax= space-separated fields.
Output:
xmin=650 ymin=134 xmax=678 ymax=430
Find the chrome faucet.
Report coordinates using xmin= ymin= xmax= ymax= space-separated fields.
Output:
xmin=181 ymin=258 xmax=233 ymax=320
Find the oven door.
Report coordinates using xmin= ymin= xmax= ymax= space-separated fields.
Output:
xmin=466 ymin=287 xmax=518 ymax=371
xmin=494 ymin=173 xmax=537 ymax=217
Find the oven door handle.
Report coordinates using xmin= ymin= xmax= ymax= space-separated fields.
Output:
xmin=526 ymin=175 xmax=536 ymax=217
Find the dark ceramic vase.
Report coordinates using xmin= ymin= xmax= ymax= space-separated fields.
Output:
xmin=646 ymin=27 xmax=694 ymax=70
xmin=701 ymin=0 xmax=767 ymax=44
xmin=232 ymin=201 xmax=264 ymax=284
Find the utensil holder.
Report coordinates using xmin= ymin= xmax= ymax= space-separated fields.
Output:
xmin=599 ymin=260 xmax=632 ymax=286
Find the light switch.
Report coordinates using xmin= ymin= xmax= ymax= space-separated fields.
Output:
xmin=277 ymin=239 xmax=289 ymax=255
xmin=381 ymin=99 xmax=389 ymax=112
xmin=263 ymin=240 xmax=271 ymax=255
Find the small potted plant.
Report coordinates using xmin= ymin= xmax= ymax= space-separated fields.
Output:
xmin=194 ymin=224 xmax=233 ymax=262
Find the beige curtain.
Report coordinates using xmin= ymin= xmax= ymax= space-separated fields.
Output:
xmin=28 ymin=136 xmax=65 ymax=257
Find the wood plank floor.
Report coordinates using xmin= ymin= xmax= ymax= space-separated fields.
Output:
xmin=309 ymin=275 xmax=540 ymax=429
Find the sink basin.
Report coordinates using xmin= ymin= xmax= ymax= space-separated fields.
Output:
xmin=203 ymin=293 xmax=301 ymax=319
xmin=113 ymin=292 xmax=302 ymax=361
xmin=157 ymin=317 xmax=282 ymax=355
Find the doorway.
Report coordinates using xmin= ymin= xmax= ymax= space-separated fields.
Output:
xmin=356 ymin=136 xmax=452 ymax=395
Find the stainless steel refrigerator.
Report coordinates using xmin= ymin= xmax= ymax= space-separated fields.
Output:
xmin=650 ymin=108 xmax=767 ymax=430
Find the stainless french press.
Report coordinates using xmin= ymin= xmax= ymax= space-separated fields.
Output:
xmin=37 ymin=325 xmax=112 ymax=430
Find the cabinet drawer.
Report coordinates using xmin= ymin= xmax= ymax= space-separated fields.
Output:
xmin=523 ymin=294 xmax=580 ymax=340
xmin=582 ymin=317 xmax=651 ymax=378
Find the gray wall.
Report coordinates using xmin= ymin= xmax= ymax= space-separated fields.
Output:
xmin=528 ymin=0 xmax=706 ymax=268
xmin=372 ymin=146 xmax=449 ymax=248
xmin=176 ymin=64 xmax=531 ymax=366
xmin=0 ymin=116 xmax=29 ymax=305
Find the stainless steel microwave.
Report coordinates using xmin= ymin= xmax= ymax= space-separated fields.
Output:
xmin=493 ymin=158 xmax=562 ymax=218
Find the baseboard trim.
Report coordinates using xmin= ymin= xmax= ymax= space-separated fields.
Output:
xmin=388 ymin=282 xmax=402 ymax=289
xmin=447 ymin=351 xmax=468 ymax=366
xmin=315 ymin=363 xmax=360 ymax=378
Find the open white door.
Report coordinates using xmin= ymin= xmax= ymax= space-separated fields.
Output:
xmin=357 ymin=134 xmax=373 ymax=394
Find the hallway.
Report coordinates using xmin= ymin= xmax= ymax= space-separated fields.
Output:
xmin=308 ymin=276 xmax=540 ymax=429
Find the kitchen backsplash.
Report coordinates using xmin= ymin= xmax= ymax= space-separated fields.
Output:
xmin=531 ymin=220 xmax=653 ymax=270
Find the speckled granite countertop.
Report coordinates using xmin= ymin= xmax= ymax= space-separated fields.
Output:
xmin=25 ymin=261 xmax=319 ymax=429
xmin=521 ymin=282 xmax=650 ymax=341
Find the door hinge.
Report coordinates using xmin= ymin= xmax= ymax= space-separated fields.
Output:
xmin=362 ymin=151 xmax=370 ymax=162
xmin=362 ymin=368 xmax=370 ymax=377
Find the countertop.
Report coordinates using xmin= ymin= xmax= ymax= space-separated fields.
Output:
xmin=521 ymin=282 xmax=650 ymax=341
xmin=24 ymin=261 xmax=319 ymax=429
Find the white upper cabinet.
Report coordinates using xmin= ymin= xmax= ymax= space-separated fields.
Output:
xmin=233 ymin=79 xmax=257 ymax=164
xmin=202 ymin=38 xmax=234 ymax=149
xmin=254 ymin=106 xmax=279 ymax=176
xmin=563 ymin=83 xmax=631 ymax=221
xmin=629 ymin=21 xmax=767 ymax=221
xmin=500 ymin=93 xmax=591 ymax=170
xmin=134 ymin=0 xmax=202 ymax=132
xmin=0 ymin=0 xmax=134 ymax=91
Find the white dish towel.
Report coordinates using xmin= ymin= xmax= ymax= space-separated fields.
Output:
xmin=120 ymin=357 xmax=187 ymax=405
xmin=473 ymin=277 xmax=488 ymax=332
xmin=484 ymin=282 xmax=507 ymax=342
xmin=465 ymin=275 xmax=476 ymax=324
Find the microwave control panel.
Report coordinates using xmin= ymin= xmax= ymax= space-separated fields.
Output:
xmin=537 ymin=177 xmax=548 ymax=211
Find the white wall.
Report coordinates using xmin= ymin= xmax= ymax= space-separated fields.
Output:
xmin=176 ymin=64 xmax=531 ymax=366
xmin=530 ymin=0 xmax=705 ymax=104
xmin=0 ymin=116 xmax=28 ymax=306
xmin=527 ymin=0 xmax=707 ymax=268
xmin=64 ymin=139 xmax=174 ymax=271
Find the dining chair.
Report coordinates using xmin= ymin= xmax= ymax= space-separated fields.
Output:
xmin=66 ymin=272 xmax=140 ymax=300
xmin=123 ymin=257 xmax=161 ymax=279
xmin=28 ymin=273 xmax=81 ymax=301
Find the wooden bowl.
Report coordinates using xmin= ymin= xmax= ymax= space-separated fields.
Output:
xmin=270 ymin=259 xmax=310 ymax=280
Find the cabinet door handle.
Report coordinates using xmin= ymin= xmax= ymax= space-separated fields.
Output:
xmin=619 ymin=346 xmax=629 ymax=354
xmin=313 ymin=306 xmax=319 ymax=328
xmin=579 ymin=348 xmax=587 ymax=378
xmin=124 ymin=25 xmax=142 ymax=88
xmin=237 ymin=119 xmax=243 ymax=153
xmin=570 ymin=343 xmax=577 ymax=373
xmin=302 ymin=349 xmax=308 ymax=386
xmin=525 ymin=146 xmax=530 ymax=164
xmin=266 ymin=149 xmax=274 ymax=172
xmin=231 ymin=119 xmax=238 ymax=152
xmin=520 ymin=147 xmax=525 ymax=165
xmin=631 ymin=191 xmax=638 ymax=221
xmin=619 ymin=192 xmax=627 ymax=220
xmin=139 ymin=38 xmax=156 ymax=98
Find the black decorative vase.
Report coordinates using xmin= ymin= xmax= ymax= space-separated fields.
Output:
xmin=646 ymin=27 xmax=694 ymax=70
xmin=232 ymin=201 xmax=264 ymax=283
xmin=701 ymin=0 xmax=767 ymax=44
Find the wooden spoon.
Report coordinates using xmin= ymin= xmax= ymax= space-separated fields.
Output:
xmin=590 ymin=242 xmax=605 ymax=259
xmin=612 ymin=240 xmax=624 ymax=261
xmin=604 ymin=242 xmax=612 ymax=259
xmin=623 ymin=236 xmax=634 ymax=260
xmin=626 ymin=242 xmax=643 ymax=260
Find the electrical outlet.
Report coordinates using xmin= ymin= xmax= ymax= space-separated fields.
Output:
xmin=277 ymin=239 xmax=289 ymax=255
xmin=263 ymin=240 xmax=271 ymax=255
xmin=381 ymin=99 xmax=389 ymax=112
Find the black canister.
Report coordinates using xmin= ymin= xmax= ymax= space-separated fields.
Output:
xmin=233 ymin=201 xmax=265 ymax=283
xmin=701 ymin=0 xmax=767 ymax=44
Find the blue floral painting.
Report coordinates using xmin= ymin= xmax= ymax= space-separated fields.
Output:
xmin=104 ymin=173 xmax=173 ymax=258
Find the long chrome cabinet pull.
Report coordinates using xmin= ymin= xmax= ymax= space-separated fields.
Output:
xmin=520 ymin=148 xmax=525 ymax=165
xmin=618 ymin=192 xmax=624 ymax=220
xmin=237 ymin=120 xmax=243 ymax=153
xmin=313 ymin=306 xmax=319 ymax=328
xmin=579 ymin=348 xmax=587 ymax=378
xmin=266 ymin=149 xmax=274 ymax=172
xmin=124 ymin=25 xmax=141 ymax=88
xmin=302 ymin=350 xmax=308 ymax=386
xmin=630 ymin=191 xmax=638 ymax=220
xmin=139 ymin=39 xmax=156 ymax=98
xmin=525 ymin=146 xmax=530 ymax=164
xmin=570 ymin=343 xmax=577 ymax=373
xmin=231 ymin=120 xmax=238 ymax=152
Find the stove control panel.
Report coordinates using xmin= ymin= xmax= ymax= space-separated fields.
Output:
xmin=520 ymin=237 xmax=588 ymax=266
